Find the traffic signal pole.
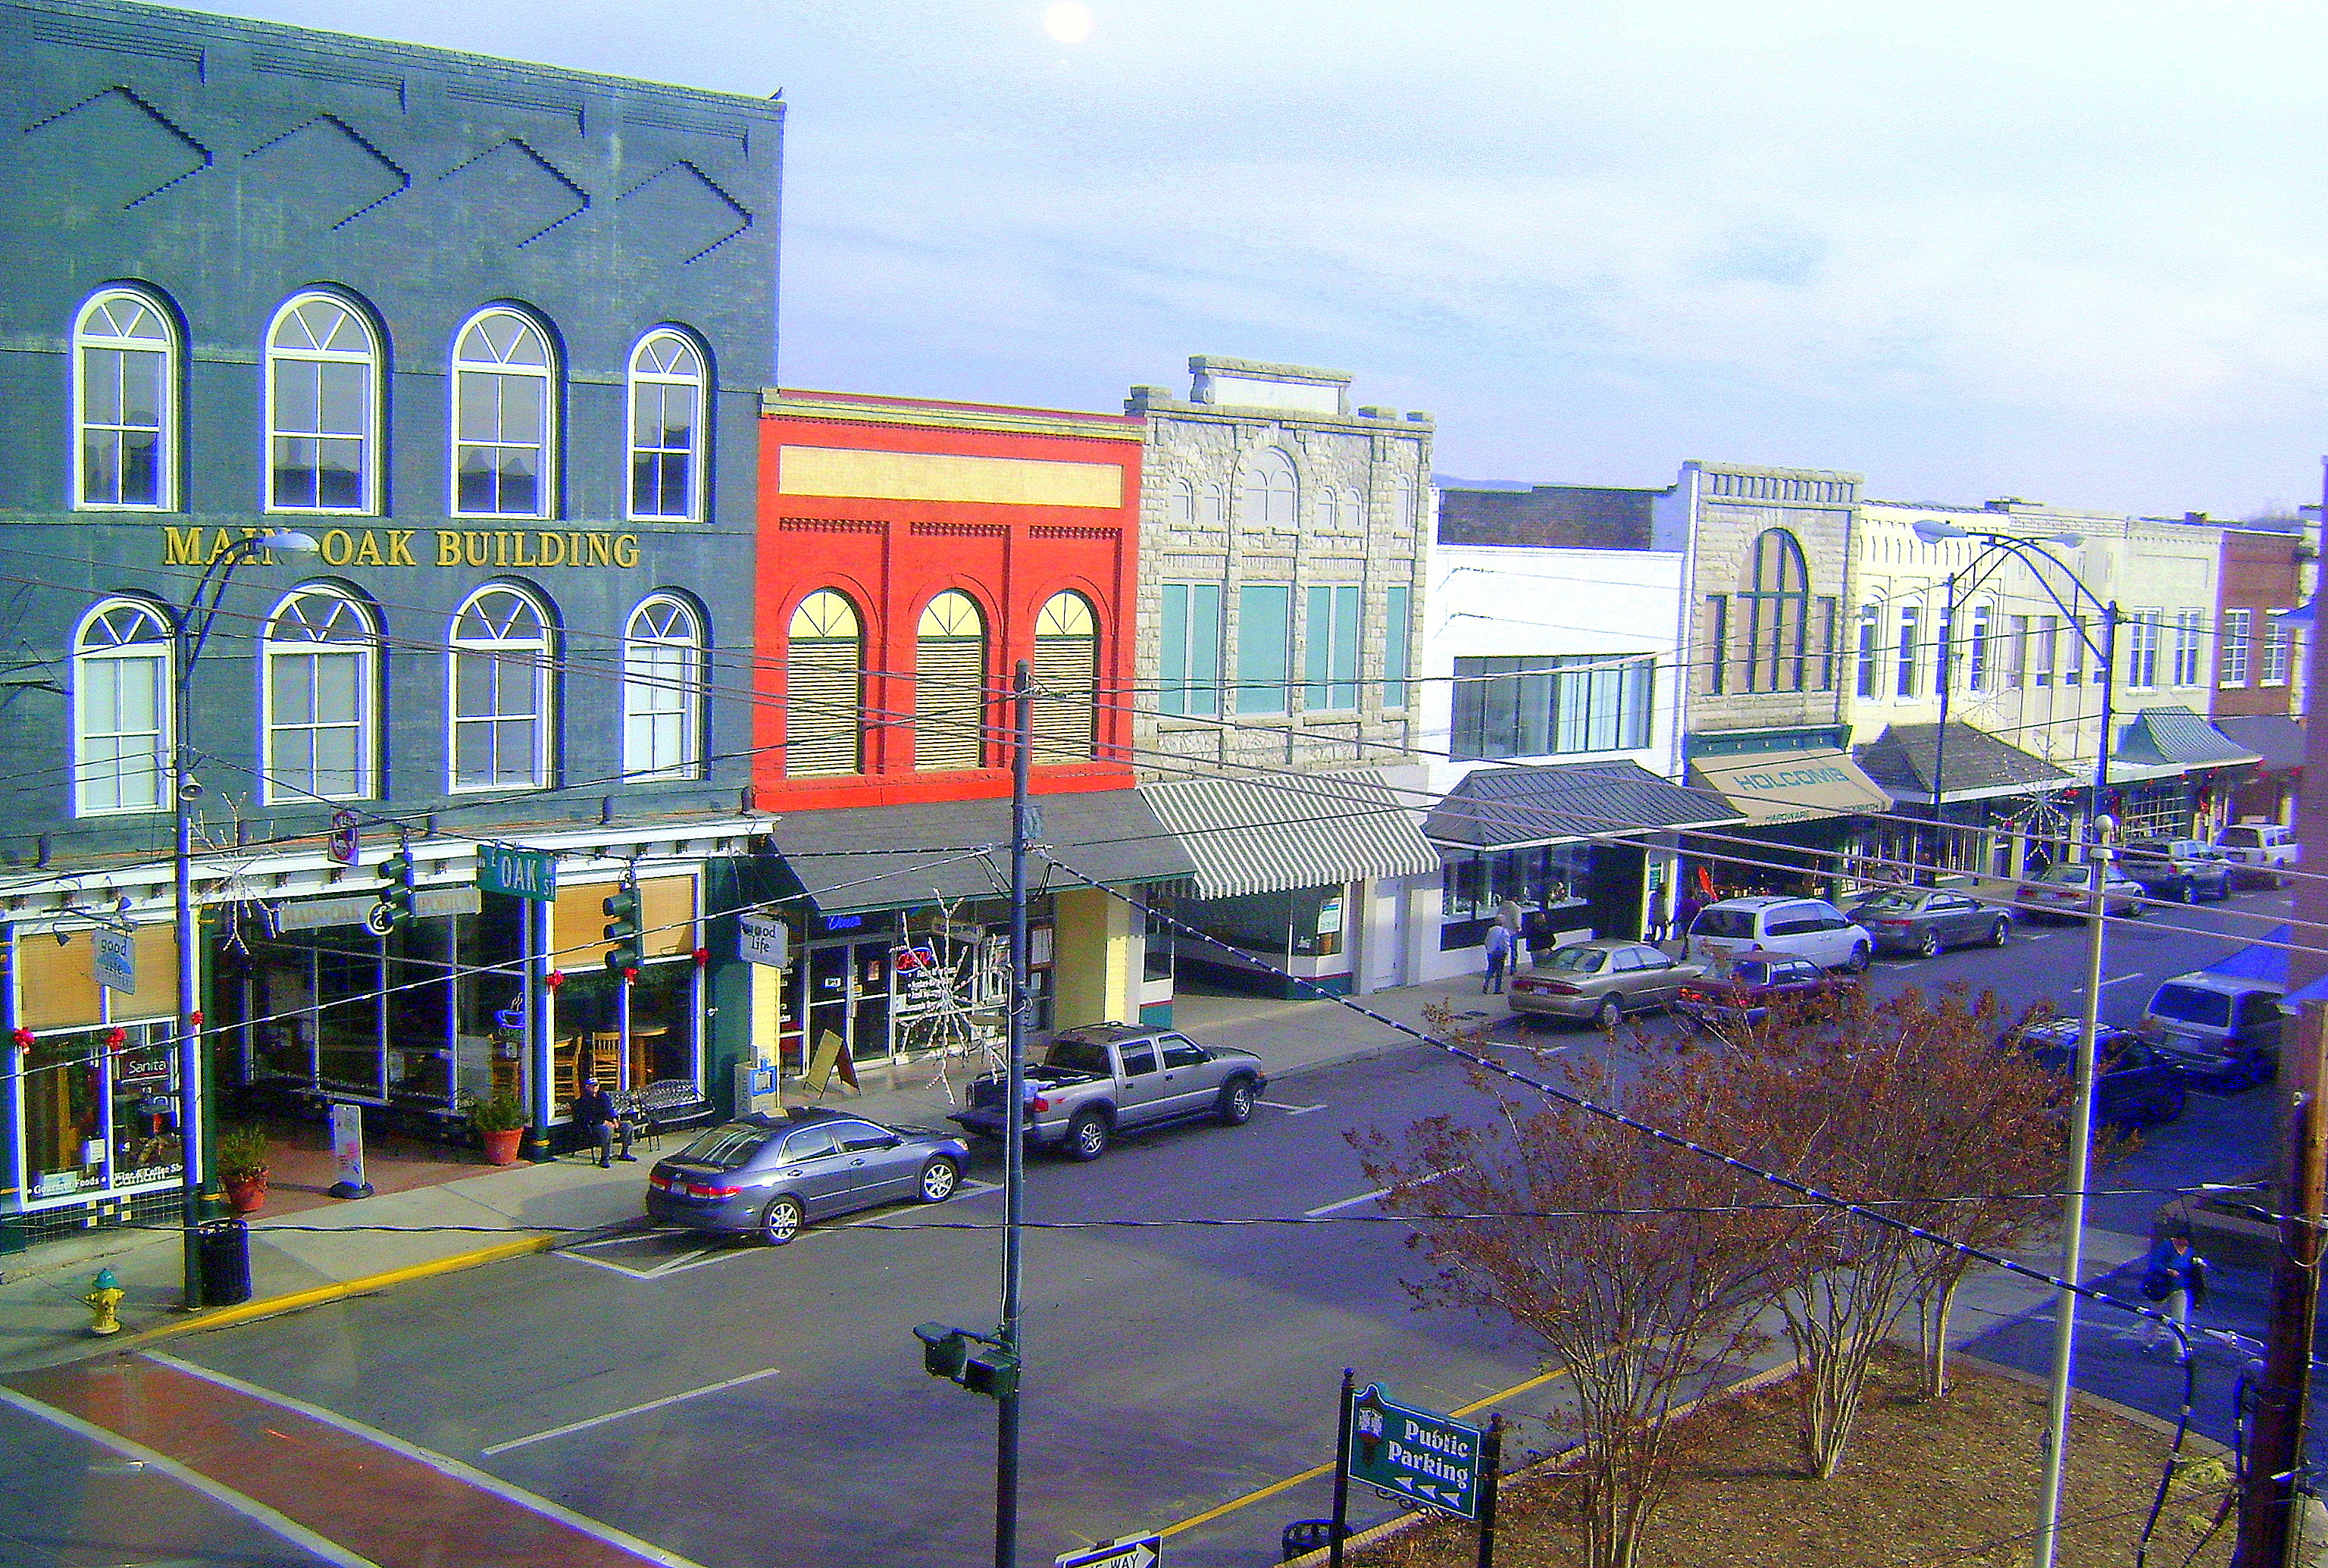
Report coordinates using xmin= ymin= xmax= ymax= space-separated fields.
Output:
xmin=997 ymin=660 xmax=1033 ymax=1568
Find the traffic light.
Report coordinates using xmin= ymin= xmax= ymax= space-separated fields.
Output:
xmin=376 ymin=842 xmax=416 ymax=928
xmin=912 ymin=1323 xmax=1018 ymax=1401
xmin=602 ymin=884 xmax=642 ymax=975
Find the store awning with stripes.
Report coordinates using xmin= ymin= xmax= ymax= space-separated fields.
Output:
xmin=1140 ymin=768 xmax=1441 ymax=900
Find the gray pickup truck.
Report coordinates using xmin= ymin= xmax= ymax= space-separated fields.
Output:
xmin=950 ymin=1022 xmax=1268 ymax=1161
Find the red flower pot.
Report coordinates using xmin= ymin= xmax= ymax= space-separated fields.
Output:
xmin=481 ymin=1127 xmax=525 ymax=1166
xmin=224 ymin=1172 xmax=268 ymax=1215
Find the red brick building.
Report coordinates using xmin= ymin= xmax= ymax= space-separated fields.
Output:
xmin=2213 ymin=527 xmax=2311 ymax=827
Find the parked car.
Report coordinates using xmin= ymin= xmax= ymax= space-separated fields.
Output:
xmin=2005 ymin=1016 xmax=2187 ymax=1130
xmin=2136 ymin=969 xmax=2287 ymax=1089
xmin=2116 ymin=838 xmax=2233 ymax=904
xmin=644 ymin=1108 xmax=971 ymax=1245
xmin=2014 ymin=862 xmax=2145 ymax=922
xmin=1684 ymin=896 xmax=1873 ymax=974
xmin=1845 ymin=887 xmax=2013 ymax=957
xmin=2213 ymin=822 xmax=2301 ymax=888
xmin=950 ymin=1022 xmax=1266 ymax=1161
xmin=1673 ymin=950 xmax=1862 ymax=1029
xmin=1507 ymin=939 xmax=1708 ymax=1028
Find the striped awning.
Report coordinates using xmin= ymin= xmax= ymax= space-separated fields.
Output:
xmin=1141 ymin=768 xmax=1441 ymax=900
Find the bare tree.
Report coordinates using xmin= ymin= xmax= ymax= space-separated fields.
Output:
xmin=1352 ymin=1048 xmax=1788 ymax=1568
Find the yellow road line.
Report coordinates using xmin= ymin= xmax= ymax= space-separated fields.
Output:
xmin=1157 ymin=1361 xmax=1572 ymax=1539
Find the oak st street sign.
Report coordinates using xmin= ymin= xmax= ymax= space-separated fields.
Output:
xmin=1344 ymin=1384 xmax=1484 ymax=1519
xmin=477 ymin=846 xmax=558 ymax=902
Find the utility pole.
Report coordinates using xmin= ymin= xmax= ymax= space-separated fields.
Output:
xmin=997 ymin=659 xmax=1033 ymax=1568
xmin=2233 ymin=457 xmax=2328 ymax=1567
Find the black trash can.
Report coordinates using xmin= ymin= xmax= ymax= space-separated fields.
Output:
xmin=1281 ymin=1521 xmax=1347 ymax=1562
xmin=195 ymin=1217 xmax=252 ymax=1307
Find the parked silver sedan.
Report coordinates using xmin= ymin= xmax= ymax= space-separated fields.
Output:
xmin=644 ymin=1107 xmax=970 ymax=1245
xmin=2014 ymin=862 xmax=2145 ymax=922
xmin=1845 ymin=887 xmax=2013 ymax=957
xmin=1507 ymin=939 xmax=1707 ymax=1029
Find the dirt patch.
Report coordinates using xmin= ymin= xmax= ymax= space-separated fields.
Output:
xmin=1351 ymin=1349 xmax=2233 ymax=1567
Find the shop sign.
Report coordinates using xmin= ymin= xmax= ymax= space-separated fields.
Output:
xmin=738 ymin=915 xmax=792 ymax=969
xmin=92 ymin=929 xmax=135 ymax=994
xmin=1344 ymin=1384 xmax=1483 ymax=1519
xmin=1316 ymin=895 xmax=1344 ymax=938
xmin=477 ymin=847 xmax=558 ymax=902
xmin=33 ymin=1170 xmax=80 ymax=1197
xmin=275 ymin=887 xmax=480 ymax=932
xmin=162 ymin=525 xmax=642 ymax=571
xmin=115 ymin=1050 xmax=172 ymax=1089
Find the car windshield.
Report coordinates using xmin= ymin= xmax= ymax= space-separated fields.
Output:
xmin=2149 ymin=984 xmax=2232 ymax=1028
xmin=674 ymin=1125 xmax=774 ymax=1170
xmin=1692 ymin=909 xmax=1757 ymax=939
xmin=1854 ymin=892 xmax=1923 ymax=915
xmin=1540 ymin=946 xmax=1607 ymax=973
xmin=2221 ymin=828 xmax=2261 ymax=847
xmin=1044 ymin=1040 xmax=1115 ymax=1075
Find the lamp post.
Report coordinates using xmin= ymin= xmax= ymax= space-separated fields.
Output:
xmin=174 ymin=530 xmax=318 ymax=1310
xmin=1914 ymin=520 xmax=2114 ymax=1568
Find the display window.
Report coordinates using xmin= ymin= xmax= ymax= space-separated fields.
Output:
xmin=19 ymin=1022 xmax=179 ymax=1206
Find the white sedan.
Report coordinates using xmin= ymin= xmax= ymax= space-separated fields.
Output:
xmin=2014 ymin=862 xmax=2145 ymax=922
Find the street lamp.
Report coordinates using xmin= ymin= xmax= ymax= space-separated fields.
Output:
xmin=1915 ymin=518 xmax=2117 ymax=1568
xmin=174 ymin=530 xmax=318 ymax=1310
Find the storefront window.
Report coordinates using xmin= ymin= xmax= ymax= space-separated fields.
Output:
xmin=552 ymin=959 xmax=700 ymax=1103
xmin=20 ymin=1024 xmax=179 ymax=1203
xmin=1441 ymin=843 xmax=1592 ymax=921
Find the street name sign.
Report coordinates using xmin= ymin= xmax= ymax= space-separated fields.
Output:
xmin=477 ymin=846 xmax=557 ymax=901
xmin=1344 ymin=1384 xmax=1484 ymax=1519
xmin=1055 ymin=1536 xmax=1159 ymax=1568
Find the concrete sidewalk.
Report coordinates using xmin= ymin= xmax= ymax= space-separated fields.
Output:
xmin=0 ymin=975 xmax=1504 ymax=1374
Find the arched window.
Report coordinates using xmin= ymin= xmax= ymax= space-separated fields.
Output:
xmin=914 ymin=590 xmax=987 ymax=771
xmin=627 ymin=330 xmax=705 ymax=522
xmin=1167 ymin=480 xmax=1197 ymax=528
xmin=623 ymin=594 xmax=702 ymax=780
xmin=74 ymin=599 xmax=173 ymax=815
xmin=1031 ymin=591 xmax=1099 ymax=761
xmin=74 ymin=288 xmax=176 ymax=510
xmin=267 ymin=293 xmax=380 ymax=514
xmin=784 ymin=590 xmax=864 ymax=778
xmin=1239 ymin=447 xmax=1299 ymax=527
xmin=451 ymin=308 xmax=555 ymax=518
xmin=1740 ymin=528 xmax=1813 ymax=693
xmin=448 ymin=585 xmax=552 ymax=790
xmin=263 ymin=585 xmax=377 ymax=803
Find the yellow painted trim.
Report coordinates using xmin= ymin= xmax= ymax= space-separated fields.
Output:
xmin=779 ymin=446 xmax=1123 ymax=509
xmin=760 ymin=390 xmax=1144 ymax=444
xmin=1156 ymin=1362 xmax=1572 ymax=1539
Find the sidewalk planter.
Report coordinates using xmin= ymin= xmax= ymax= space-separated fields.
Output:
xmin=480 ymin=1128 xmax=524 ymax=1167
xmin=464 ymin=1091 xmax=530 ymax=1168
xmin=215 ymin=1126 xmax=271 ymax=1216
xmin=222 ymin=1172 xmax=268 ymax=1215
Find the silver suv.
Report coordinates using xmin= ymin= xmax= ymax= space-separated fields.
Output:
xmin=2213 ymin=822 xmax=2300 ymax=888
xmin=1685 ymin=896 xmax=1873 ymax=975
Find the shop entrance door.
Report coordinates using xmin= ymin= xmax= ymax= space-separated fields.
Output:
xmin=803 ymin=940 xmax=896 ymax=1066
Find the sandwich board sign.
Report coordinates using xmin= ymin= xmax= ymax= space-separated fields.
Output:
xmin=1344 ymin=1383 xmax=1483 ymax=1519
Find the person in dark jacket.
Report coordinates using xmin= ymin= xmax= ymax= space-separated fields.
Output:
xmin=2134 ymin=1231 xmax=2207 ymax=1360
xmin=573 ymin=1077 xmax=635 ymax=1168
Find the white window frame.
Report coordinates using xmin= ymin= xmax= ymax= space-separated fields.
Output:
xmin=2172 ymin=609 xmax=2204 ymax=687
xmin=72 ymin=598 xmax=174 ymax=816
xmin=1239 ymin=447 xmax=1299 ymax=527
xmin=447 ymin=584 xmax=555 ymax=792
xmin=264 ymin=293 xmax=381 ymax=516
xmin=2264 ymin=619 xmax=2295 ymax=687
xmin=2220 ymin=608 xmax=2252 ymax=687
xmin=72 ymin=287 xmax=177 ymax=512
xmin=449 ymin=307 xmax=557 ymax=520
xmin=621 ymin=593 xmax=704 ymax=781
xmin=261 ymin=585 xmax=377 ymax=804
xmin=625 ymin=329 xmax=706 ymax=523
xmin=2127 ymin=609 xmax=2162 ymax=689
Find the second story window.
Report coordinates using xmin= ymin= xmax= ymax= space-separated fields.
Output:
xmin=74 ymin=288 xmax=177 ymax=510
xmin=784 ymin=590 xmax=865 ymax=778
xmin=1236 ymin=583 xmax=1291 ymax=715
xmin=627 ymin=330 xmax=704 ymax=522
xmin=1239 ymin=448 xmax=1298 ymax=527
xmin=1159 ymin=583 xmax=1222 ymax=717
xmin=452 ymin=308 xmax=555 ymax=518
xmin=622 ymin=594 xmax=703 ymax=781
xmin=73 ymin=599 xmax=174 ymax=815
xmin=2172 ymin=609 xmax=2204 ymax=687
xmin=2127 ymin=609 xmax=2161 ymax=688
xmin=263 ymin=586 xmax=377 ymax=803
xmin=2263 ymin=619 xmax=2295 ymax=686
xmin=1854 ymin=605 xmax=1879 ymax=699
xmin=1032 ymin=591 xmax=1100 ymax=761
xmin=914 ymin=590 xmax=987 ymax=771
xmin=1304 ymin=584 xmax=1362 ymax=712
xmin=2221 ymin=608 xmax=2252 ymax=687
xmin=268 ymin=294 xmax=380 ymax=514
xmin=449 ymin=585 xmax=553 ymax=791
xmin=1895 ymin=604 xmax=1920 ymax=698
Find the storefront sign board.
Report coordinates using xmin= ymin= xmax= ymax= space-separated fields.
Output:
xmin=737 ymin=915 xmax=791 ymax=969
xmin=92 ymin=930 xmax=134 ymax=994
xmin=328 ymin=1103 xmax=374 ymax=1200
xmin=1344 ymin=1384 xmax=1483 ymax=1519
xmin=477 ymin=847 xmax=559 ymax=902
xmin=274 ymin=887 xmax=480 ymax=933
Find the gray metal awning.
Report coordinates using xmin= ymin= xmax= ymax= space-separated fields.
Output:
xmin=764 ymin=790 xmax=1194 ymax=915
xmin=2116 ymin=706 xmax=2263 ymax=771
xmin=1140 ymin=768 xmax=1440 ymax=900
xmin=1426 ymin=762 xmax=1740 ymax=850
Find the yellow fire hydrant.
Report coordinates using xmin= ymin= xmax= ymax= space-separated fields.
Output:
xmin=83 ymin=1267 xmax=124 ymax=1336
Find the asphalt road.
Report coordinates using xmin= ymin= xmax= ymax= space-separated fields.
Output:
xmin=0 ymin=884 xmax=2296 ymax=1568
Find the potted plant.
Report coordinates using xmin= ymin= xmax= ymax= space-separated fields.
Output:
xmin=216 ymin=1124 xmax=270 ymax=1214
xmin=465 ymin=1088 xmax=530 ymax=1166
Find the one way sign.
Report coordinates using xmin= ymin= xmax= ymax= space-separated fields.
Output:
xmin=1055 ymin=1535 xmax=1160 ymax=1568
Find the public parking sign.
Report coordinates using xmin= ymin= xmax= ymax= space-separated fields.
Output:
xmin=1055 ymin=1537 xmax=1159 ymax=1568
xmin=1344 ymin=1384 xmax=1484 ymax=1519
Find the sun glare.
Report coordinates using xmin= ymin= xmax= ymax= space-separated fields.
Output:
xmin=1044 ymin=2 xmax=1092 ymax=45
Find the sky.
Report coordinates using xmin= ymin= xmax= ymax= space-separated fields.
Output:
xmin=190 ymin=0 xmax=2328 ymax=520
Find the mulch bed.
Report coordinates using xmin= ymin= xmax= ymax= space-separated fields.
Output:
xmin=1352 ymin=1347 xmax=2233 ymax=1567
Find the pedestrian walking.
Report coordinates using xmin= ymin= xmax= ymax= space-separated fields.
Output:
xmin=2134 ymin=1230 xmax=2208 ymax=1360
xmin=1672 ymin=890 xmax=1702 ymax=946
xmin=1495 ymin=897 xmax=1525 ymax=936
xmin=1644 ymin=884 xmax=1670 ymax=945
xmin=1482 ymin=922 xmax=1514 ymax=994
xmin=573 ymin=1076 xmax=636 ymax=1168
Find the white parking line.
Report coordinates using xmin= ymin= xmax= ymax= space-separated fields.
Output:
xmin=481 ymin=1367 xmax=783 ymax=1456
xmin=1259 ymin=1100 xmax=1328 ymax=1116
xmin=2069 ymin=973 xmax=2148 ymax=995
xmin=1303 ymin=1188 xmax=1388 ymax=1218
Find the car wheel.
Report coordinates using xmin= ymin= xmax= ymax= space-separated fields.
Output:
xmin=1215 ymin=1077 xmax=1257 ymax=1126
xmin=1841 ymin=944 xmax=1872 ymax=975
xmin=1916 ymin=928 xmax=1942 ymax=959
xmin=918 ymin=1156 xmax=961 ymax=1203
xmin=1593 ymin=995 xmax=1624 ymax=1031
xmin=1987 ymin=919 xmax=2010 ymax=948
xmin=759 ymin=1194 xmax=805 ymax=1246
xmin=1065 ymin=1111 xmax=1110 ymax=1162
xmin=2155 ymin=1083 xmax=2187 ymax=1125
xmin=2179 ymin=878 xmax=2198 ymax=905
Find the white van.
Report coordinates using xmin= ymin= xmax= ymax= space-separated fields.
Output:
xmin=1685 ymin=896 xmax=1873 ymax=975
xmin=2212 ymin=822 xmax=2300 ymax=887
